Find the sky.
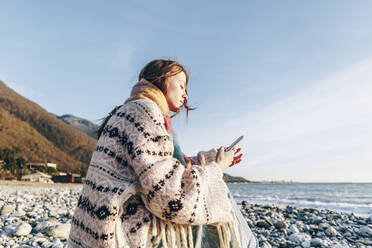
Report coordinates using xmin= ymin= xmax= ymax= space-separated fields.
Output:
xmin=1 ymin=1 xmax=371 ymax=182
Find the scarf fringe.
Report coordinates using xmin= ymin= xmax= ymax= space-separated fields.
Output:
xmin=150 ymin=209 xmax=241 ymax=248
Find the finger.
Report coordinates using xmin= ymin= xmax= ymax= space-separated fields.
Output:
xmin=229 ymin=161 xmax=234 ymax=167
xmin=229 ymin=158 xmax=242 ymax=167
xmin=229 ymin=159 xmax=242 ymax=167
xmin=233 ymin=153 xmax=243 ymax=160
xmin=234 ymin=148 xmax=241 ymax=154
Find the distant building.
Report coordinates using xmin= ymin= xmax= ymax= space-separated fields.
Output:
xmin=46 ymin=163 xmax=57 ymax=169
xmin=52 ymin=173 xmax=83 ymax=183
xmin=27 ymin=161 xmax=57 ymax=169
xmin=21 ymin=172 xmax=53 ymax=183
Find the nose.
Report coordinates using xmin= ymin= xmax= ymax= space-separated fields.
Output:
xmin=182 ymin=93 xmax=188 ymax=102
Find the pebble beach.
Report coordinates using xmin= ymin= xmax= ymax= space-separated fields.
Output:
xmin=0 ymin=181 xmax=371 ymax=248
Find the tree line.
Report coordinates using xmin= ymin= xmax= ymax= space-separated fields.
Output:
xmin=0 ymin=148 xmax=56 ymax=180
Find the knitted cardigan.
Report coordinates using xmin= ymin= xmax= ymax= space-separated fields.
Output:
xmin=68 ymin=98 xmax=241 ymax=247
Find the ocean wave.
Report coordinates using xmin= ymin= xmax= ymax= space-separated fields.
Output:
xmin=235 ymin=197 xmax=372 ymax=216
xmin=229 ymin=187 xmax=372 ymax=217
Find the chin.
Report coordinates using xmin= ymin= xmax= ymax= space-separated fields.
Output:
xmin=169 ymin=105 xmax=181 ymax=112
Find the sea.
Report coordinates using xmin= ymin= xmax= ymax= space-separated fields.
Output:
xmin=227 ymin=183 xmax=372 ymax=217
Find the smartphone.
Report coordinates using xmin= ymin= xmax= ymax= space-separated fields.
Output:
xmin=225 ymin=135 xmax=244 ymax=152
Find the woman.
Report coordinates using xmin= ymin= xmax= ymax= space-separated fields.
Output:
xmin=68 ymin=59 xmax=257 ymax=248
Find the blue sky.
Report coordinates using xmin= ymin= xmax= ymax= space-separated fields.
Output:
xmin=1 ymin=1 xmax=371 ymax=182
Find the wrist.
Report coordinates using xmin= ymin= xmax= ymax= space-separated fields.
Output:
xmin=197 ymin=148 xmax=217 ymax=165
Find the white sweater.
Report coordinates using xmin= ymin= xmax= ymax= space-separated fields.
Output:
xmin=68 ymin=99 xmax=238 ymax=248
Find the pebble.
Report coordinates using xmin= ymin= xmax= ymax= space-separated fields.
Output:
xmin=1 ymin=205 xmax=14 ymax=215
xmin=0 ymin=183 xmax=81 ymax=248
xmin=325 ymin=226 xmax=338 ymax=237
xmin=261 ymin=241 xmax=272 ymax=248
xmin=1 ymin=182 xmax=372 ymax=248
xmin=49 ymin=223 xmax=71 ymax=240
xmin=34 ymin=220 xmax=53 ymax=233
xmin=274 ymin=220 xmax=288 ymax=229
xmin=241 ymin=201 xmax=372 ymax=248
xmin=288 ymin=232 xmax=311 ymax=243
xmin=14 ymin=222 xmax=32 ymax=236
xmin=319 ymin=222 xmax=330 ymax=229
xmin=343 ymin=231 xmax=352 ymax=237
xmin=301 ymin=241 xmax=310 ymax=248
xmin=256 ymin=219 xmax=273 ymax=228
xmin=359 ymin=226 xmax=372 ymax=236
xmin=289 ymin=224 xmax=299 ymax=234
xmin=311 ymin=237 xmax=325 ymax=247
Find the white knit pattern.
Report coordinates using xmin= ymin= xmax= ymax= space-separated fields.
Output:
xmin=68 ymin=99 xmax=240 ymax=248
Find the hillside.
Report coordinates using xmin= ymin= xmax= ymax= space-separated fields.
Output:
xmin=0 ymin=80 xmax=96 ymax=172
xmin=223 ymin=173 xmax=253 ymax=183
xmin=0 ymin=80 xmax=254 ymax=182
xmin=55 ymin=114 xmax=99 ymax=139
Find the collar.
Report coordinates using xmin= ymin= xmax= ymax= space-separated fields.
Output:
xmin=125 ymin=78 xmax=170 ymax=116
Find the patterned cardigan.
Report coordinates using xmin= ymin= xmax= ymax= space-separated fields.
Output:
xmin=68 ymin=99 xmax=239 ymax=248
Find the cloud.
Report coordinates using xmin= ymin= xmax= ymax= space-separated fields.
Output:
xmin=179 ymin=59 xmax=372 ymax=182
xmin=244 ymin=58 xmax=372 ymax=142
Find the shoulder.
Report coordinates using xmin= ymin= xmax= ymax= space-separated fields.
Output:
xmin=121 ymin=99 xmax=164 ymax=126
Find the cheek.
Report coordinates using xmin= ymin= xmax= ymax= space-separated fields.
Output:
xmin=168 ymin=86 xmax=179 ymax=99
xmin=165 ymin=88 xmax=177 ymax=104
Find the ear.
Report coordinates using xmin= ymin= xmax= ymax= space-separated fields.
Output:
xmin=161 ymin=78 xmax=169 ymax=94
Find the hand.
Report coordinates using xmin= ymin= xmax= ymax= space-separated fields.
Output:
xmin=197 ymin=148 xmax=218 ymax=166
xmin=216 ymin=146 xmax=234 ymax=171
xmin=229 ymin=147 xmax=243 ymax=167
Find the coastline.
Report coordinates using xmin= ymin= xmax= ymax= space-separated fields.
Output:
xmin=0 ymin=180 xmax=81 ymax=188
xmin=238 ymin=202 xmax=372 ymax=247
xmin=0 ymin=181 xmax=371 ymax=247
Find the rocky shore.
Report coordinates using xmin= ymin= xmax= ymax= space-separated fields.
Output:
xmin=240 ymin=201 xmax=372 ymax=248
xmin=0 ymin=181 xmax=80 ymax=248
xmin=0 ymin=181 xmax=371 ymax=248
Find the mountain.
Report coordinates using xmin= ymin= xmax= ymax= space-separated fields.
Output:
xmin=0 ymin=80 xmax=254 ymax=182
xmin=0 ymin=80 xmax=96 ymax=173
xmin=55 ymin=114 xmax=99 ymax=139
xmin=223 ymin=173 xmax=254 ymax=183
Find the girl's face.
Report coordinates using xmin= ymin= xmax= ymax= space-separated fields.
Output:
xmin=164 ymin=71 xmax=188 ymax=112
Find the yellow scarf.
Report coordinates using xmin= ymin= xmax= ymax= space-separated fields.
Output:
xmin=125 ymin=79 xmax=169 ymax=116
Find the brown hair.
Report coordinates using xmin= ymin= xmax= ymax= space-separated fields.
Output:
xmin=97 ymin=59 xmax=195 ymax=138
